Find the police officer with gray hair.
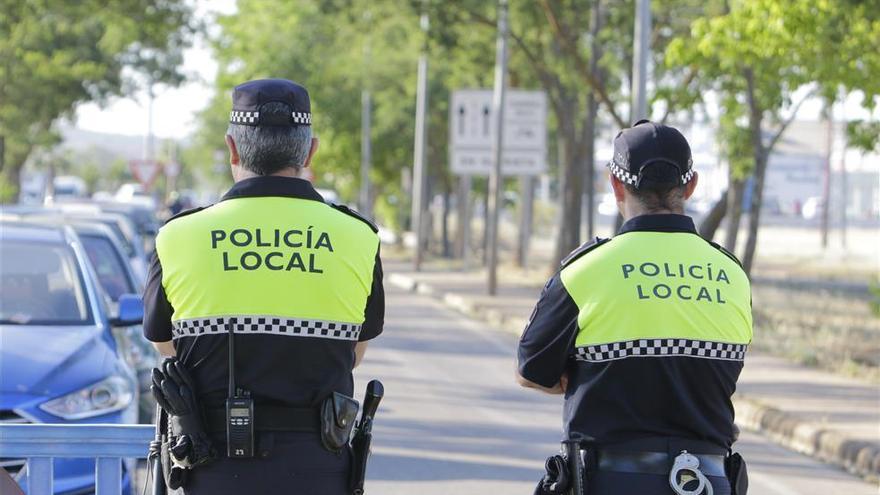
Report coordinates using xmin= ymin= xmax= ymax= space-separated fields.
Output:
xmin=520 ymin=120 xmax=752 ymax=495
xmin=144 ymin=79 xmax=385 ymax=494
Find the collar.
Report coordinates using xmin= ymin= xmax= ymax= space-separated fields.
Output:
xmin=618 ymin=213 xmax=697 ymax=235
xmin=221 ymin=176 xmax=325 ymax=203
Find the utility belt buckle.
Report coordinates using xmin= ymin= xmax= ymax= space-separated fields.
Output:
xmin=669 ymin=450 xmax=713 ymax=495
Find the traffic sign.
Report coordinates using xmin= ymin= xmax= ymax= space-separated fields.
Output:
xmin=449 ymin=89 xmax=547 ymax=176
xmin=128 ymin=160 xmax=163 ymax=189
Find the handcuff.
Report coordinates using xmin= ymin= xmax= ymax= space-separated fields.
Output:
xmin=669 ymin=450 xmax=713 ymax=495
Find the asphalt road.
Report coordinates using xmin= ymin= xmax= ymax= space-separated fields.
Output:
xmin=355 ymin=286 xmax=878 ymax=495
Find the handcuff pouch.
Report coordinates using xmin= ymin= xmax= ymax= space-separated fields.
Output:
xmin=320 ymin=392 xmax=359 ymax=453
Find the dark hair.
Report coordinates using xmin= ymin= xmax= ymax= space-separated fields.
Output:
xmin=624 ymin=163 xmax=686 ymax=212
xmin=227 ymin=102 xmax=312 ymax=175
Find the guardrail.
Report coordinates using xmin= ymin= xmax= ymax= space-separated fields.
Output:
xmin=0 ymin=424 xmax=154 ymax=495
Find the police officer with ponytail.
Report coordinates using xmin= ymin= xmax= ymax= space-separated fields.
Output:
xmin=143 ymin=79 xmax=384 ymax=494
xmin=519 ymin=121 xmax=751 ymax=495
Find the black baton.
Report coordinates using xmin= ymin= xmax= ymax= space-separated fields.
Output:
xmin=562 ymin=434 xmax=586 ymax=495
xmin=351 ymin=380 xmax=384 ymax=495
xmin=150 ymin=403 xmax=167 ymax=495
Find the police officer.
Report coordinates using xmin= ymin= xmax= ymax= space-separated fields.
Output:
xmin=143 ymin=78 xmax=384 ymax=495
xmin=518 ymin=120 xmax=752 ymax=495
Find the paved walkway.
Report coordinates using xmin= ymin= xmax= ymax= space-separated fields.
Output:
xmin=385 ymin=259 xmax=880 ymax=482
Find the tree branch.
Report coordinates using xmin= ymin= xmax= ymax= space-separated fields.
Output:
xmin=766 ymin=87 xmax=819 ymax=152
xmin=537 ymin=0 xmax=627 ymax=128
xmin=459 ymin=7 xmax=565 ymax=113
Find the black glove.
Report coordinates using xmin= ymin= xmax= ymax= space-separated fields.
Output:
xmin=151 ymin=358 xmax=216 ymax=468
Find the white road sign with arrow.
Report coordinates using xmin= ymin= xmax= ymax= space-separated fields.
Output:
xmin=449 ymin=89 xmax=547 ymax=176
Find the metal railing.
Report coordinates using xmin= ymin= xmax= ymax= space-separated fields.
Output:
xmin=0 ymin=423 xmax=153 ymax=495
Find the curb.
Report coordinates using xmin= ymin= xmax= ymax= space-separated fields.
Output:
xmin=388 ymin=270 xmax=880 ymax=483
xmin=734 ymin=395 xmax=880 ymax=482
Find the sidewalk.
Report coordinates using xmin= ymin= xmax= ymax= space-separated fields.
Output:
xmin=385 ymin=259 xmax=880 ymax=482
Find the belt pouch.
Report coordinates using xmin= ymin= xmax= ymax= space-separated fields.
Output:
xmin=320 ymin=392 xmax=359 ymax=453
xmin=725 ymin=452 xmax=748 ymax=495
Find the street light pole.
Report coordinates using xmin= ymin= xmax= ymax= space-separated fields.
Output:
xmin=631 ymin=0 xmax=650 ymax=122
xmin=411 ymin=10 xmax=430 ymax=271
xmin=360 ymin=13 xmax=373 ymax=218
xmin=486 ymin=0 xmax=509 ymax=295
xmin=360 ymin=90 xmax=372 ymax=217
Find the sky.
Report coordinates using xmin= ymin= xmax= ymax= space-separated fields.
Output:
xmin=72 ymin=0 xmax=236 ymax=140
xmin=71 ymin=1 xmax=877 ymax=142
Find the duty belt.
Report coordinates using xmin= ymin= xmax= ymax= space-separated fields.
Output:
xmin=596 ymin=450 xmax=726 ymax=477
xmin=204 ymin=406 xmax=320 ymax=433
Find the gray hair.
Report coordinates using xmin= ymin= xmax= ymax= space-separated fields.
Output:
xmin=226 ymin=102 xmax=312 ymax=175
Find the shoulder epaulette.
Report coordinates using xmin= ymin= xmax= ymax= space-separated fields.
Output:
xmin=164 ymin=205 xmax=209 ymax=225
xmin=709 ymin=241 xmax=743 ymax=268
xmin=560 ymin=236 xmax=610 ymax=268
xmin=329 ymin=203 xmax=379 ymax=233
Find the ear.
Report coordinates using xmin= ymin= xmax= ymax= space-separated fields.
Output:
xmin=683 ymin=170 xmax=699 ymax=200
xmin=302 ymin=136 xmax=319 ymax=169
xmin=225 ymin=134 xmax=240 ymax=166
xmin=610 ymin=174 xmax=627 ymax=203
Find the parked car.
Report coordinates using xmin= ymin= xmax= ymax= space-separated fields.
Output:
xmin=67 ymin=222 xmax=157 ymax=423
xmin=0 ymin=222 xmax=141 ymax=494
xmin=15 ymin=207 xmax=149 ymax=286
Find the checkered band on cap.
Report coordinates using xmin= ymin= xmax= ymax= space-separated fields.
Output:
xmin=230 ymin=111 xmax=259 ymax=124
xmin=171 ymin=315 xmax=361 ymax=341
xmin=681 ymin=168 xmax=695 ymax=185
xmin=574 ymin=338 xmax=748 ymax=363
xmin=608 ymin=152 xmax=638 ymax=185
xmin=291 ymin=112 xmax=312 ymax=125
xmin=229 ymin=111 xmax=312 ymax=126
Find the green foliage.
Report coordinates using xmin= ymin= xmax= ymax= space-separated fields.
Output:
xmin=846 ymin=119 xmax=880 ymax=154
xmin=664 ymin=0 xmax=880 ymax=175
xmin=0 ymin=0 xmax=195 ymax=201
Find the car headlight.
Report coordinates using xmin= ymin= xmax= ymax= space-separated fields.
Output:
xmin=39 ymin=376 xmax=134 ymax=420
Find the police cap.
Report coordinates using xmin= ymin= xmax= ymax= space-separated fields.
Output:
xmin=229 ymin=78 xmax=312 ymax=127
xmin=608 ymin=119 xmax=694 ymax=189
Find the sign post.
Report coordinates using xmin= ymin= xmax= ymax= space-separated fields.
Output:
xmin=449 ymin=86 xmax=547 ymax=293
xmin=128 ymin=160 xmax=164 ymax=190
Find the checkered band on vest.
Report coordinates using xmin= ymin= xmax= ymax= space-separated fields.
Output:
xmin=229 ymin=111 xmax=312 ymax=126
xmin=574 ymin=339 xmax=747 ymax=362
xmin=171 ymin=315 xmax=361 ymax=341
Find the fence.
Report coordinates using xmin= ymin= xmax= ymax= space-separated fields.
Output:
xmin=0 ymin=423 xmax=154 ymax=495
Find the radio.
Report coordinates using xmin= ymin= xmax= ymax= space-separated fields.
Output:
xmin=226 ymin=395 xmax=254 ymax=458
xmin=226 ymin=319 xmax=254 ymax=458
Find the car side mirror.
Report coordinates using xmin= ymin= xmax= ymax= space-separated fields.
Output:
xmin=111 ymin=294 xmax=144 ymax=327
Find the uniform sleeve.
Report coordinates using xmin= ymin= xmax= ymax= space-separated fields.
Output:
xmin=142 ymin=251 xmax=174 ymax=343
xmin=358 ymin=248 xmax=384 ymax=342
xmin=517 ymin=273 xmax=580 ymax=388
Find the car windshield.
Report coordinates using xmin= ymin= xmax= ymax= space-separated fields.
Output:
xmin=80 ymin=235 xmax=136 ymax=302
xmin=98 ymin=220 xmax=137 ymax=258
xmin=0 ymin=241 xmax=91 ymax=325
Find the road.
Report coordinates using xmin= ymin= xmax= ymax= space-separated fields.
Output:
xmin=355 ymin=286 xmax=878 ymax=495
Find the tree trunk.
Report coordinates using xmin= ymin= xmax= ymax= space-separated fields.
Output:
xmin=441 ymin=186 xmax=451 ymax=257
xmin=697 ymin=190 xmax=728 ymax=240
xmin=740 ymin=68 xmax=767 ymax=275
xmin=723 ymin=179 xmax=745 ymax=252
xmin=553 ymin=102 xmax=583 ymax=264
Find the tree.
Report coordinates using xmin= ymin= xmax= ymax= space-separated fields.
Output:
xmin=428 ymin=0 xmax=720 ymax=266
xmin=665 ymin=0 xmax=880 ymax=274
xmin=0 ymin=0 xmax=194 ymax=202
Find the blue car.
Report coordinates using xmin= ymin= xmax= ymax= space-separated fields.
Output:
xmin=0 ymin=222 xmax=142 ymax=494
